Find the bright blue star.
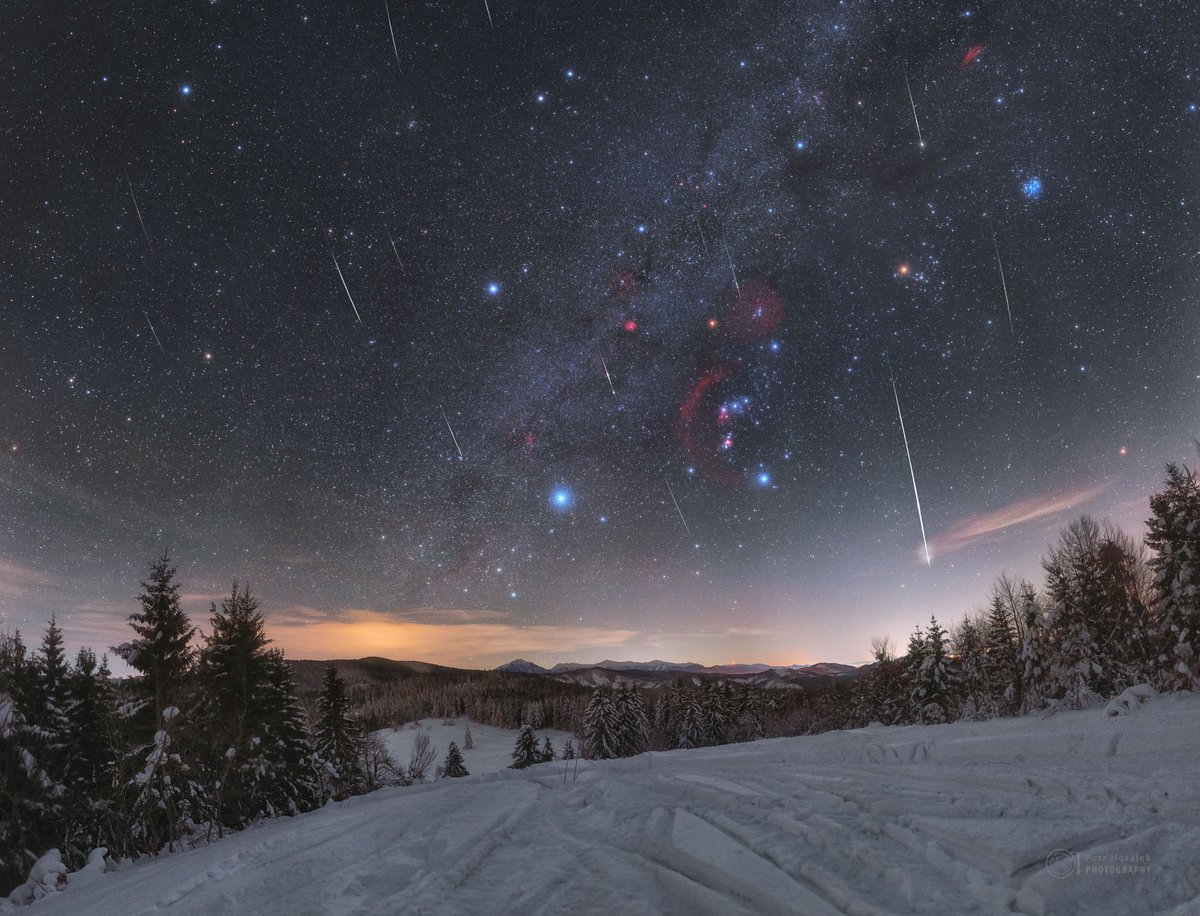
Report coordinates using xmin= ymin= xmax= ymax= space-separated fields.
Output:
xmin=756 ymin=471 xmax=771 ymax=487
xmin=794 ymin=140 xmax=807 ymax=151
xmin=636 ymin=224 xmax=647 ymax=234
xmin=769 ymin=340 xmax=781 ymax=352
xmin=487 ymin=282 xmax=501 ymax=296
xmin=550 ymin=487 xmax=573 ymax=510
xmin=180 ymin=84 xmax=191 ymax=96
xmin=1022 ymin=177 xmax=1043 ymax=199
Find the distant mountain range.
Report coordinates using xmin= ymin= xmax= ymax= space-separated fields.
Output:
xmin=496 ymin=658 xmax=868 ymax=689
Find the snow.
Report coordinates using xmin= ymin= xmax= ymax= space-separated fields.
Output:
xmin=19 ymin=696 xmax=1200 ymax=915
xmin=375 ymin=717 xmax=575 ymax=777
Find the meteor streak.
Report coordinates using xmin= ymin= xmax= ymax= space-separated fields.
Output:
xmin=722 ymin=236 xmax=740 ymax=295
xmin=125 ymin=169 xmax=150 ymax=244
xmin=696 ymin=213 xmax=710 ymax=256
xmin=440 ymin=405 xmax=463 ymax=459
xmin=327 ymin=240 xmax=363 ymax=324
xmin=903 ymin=65 xmax=925 ymax=149
xmin=664 ymin=476 xmax=692 ymax=537
xmin=483 ymin=0 xmax=494 ymax=28
xmin=387 ymin=231 xmax=403 ymax=267
xmin=990 ymin=227 xmax=1014 ymax=336
xmin=144 ymin=312 xmax=164 ymax=353
xmin=890 ymin=372 xmax=932 ymax=566
xmin=598 ymin=352 xmax=617 ymax=398
xmin=384 ymin=0 xmax=401 ymax=70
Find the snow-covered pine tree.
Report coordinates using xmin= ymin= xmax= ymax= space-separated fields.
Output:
xmin=463 ymin=724 xmax=474 ymax=750
xmin=1146 ymin=463 xmax=1200 ymax=689
xmin=442 ymin=741 xmax=469 ymax=778
xmin=510 ymin=724 xmax=540 ymax=768
xmin=113 ymin=553 xmax=197 ymax=733
xmin=62 ymin=648 xmax=119 ymax=863
xmin=983 ymin=590 xmax=1021 ymax=715
xmin=248 ymin=651 xmax=322 ymax=817
xmin=30 ymin=618 xmax=71 ymax=787
xmin=562 ymin=738 xmax=575 ymax=760
xmin=900 ymin=626 xmax=926 ymax=723
xmin=196 ymin=582 xmax=273 ymax=829
xmin=110 ymin=555 xmax=209 ymax=856
xmin=582 ymin=686 xmax=619 ymax=759
xmin=1043 ymin=517 xmax=1109 ymax=707
xmin=673 ymin=688 xmax=707 ymax=749
xmin=1019 ymin=592 xmax=1051 ymax=713
xmin=952 ymin=617 xmax=987 ymax=720
xmin=0 ymin=630 xmax=65 ymax=897
xmin=614 ymin=686 xmax=650 ymax=757
xmin=540 ymin=736 xmax=555 ymax=761
xmin=912 ymin=616 xmax=953 ymax=724
xmin=314 ymin=665 xmax=366 ymax=800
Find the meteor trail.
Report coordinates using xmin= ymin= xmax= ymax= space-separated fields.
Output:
xmin=890 ymin=372 xmax=932 ymax=566
xmin=124 ymin=169 xmax=150 ymax=244
xmin=387 ymin=231 xmax=403 ymax=267
xmin=722 ymin=236 xmax=740 ymax=295
xmin=384 ymin=0 xmax=401 ymax=70
xmin=144 ymin=312 xmax=164 ymax=353
xmin=696 ymin=213 xmax=710 ymax=256
xmin=327 ymin=240 xmax=363 ymax=324
xmin=990 ymin=227 xmax=1014 ymax=336
xmin=483 ymin=0 xmax=494 ymax=28
xmin=440 ymin=405 xmax=463 ymax=459
xmin=664 ymin=476 xmax=692 ymax=537
xmin=598 ymin=351 xmax=617 ymax=398
xmin=903 ymin=65 xmax=925 ymax=149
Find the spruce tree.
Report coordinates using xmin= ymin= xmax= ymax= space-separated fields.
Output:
xmin=62 ymin=649 xmax=118 ymax=863
xmin=251 ymin=651 xmax=322 ymax=817
xmin=582 ymin=686 xmax=619 ymax=759
xmin=0 ymin=631 xmax=64 ymax=896
xmin=441 ymin=741 xmax=469 ymax=778
xmin=1146 ymin=463 xmax=1200 ymax=689
xmin=1019 ymin=594 xmax=1051 ymax=713
xmin=562 ymin=739 xmax=575 ymax=760
xmin=197 ymin=582 xmax=273 ymax=828
xmin=983 ymin=592 xmax=1021 ymax=715
xmin=463 ymin=724 xmax=474 ymax=750
xmin=615 ymin=686 xmax=650 ymax=756
xmin=540 ymin=736 xmax=555 ymax=762
xmin=314 ymin=665 xmax=365 ymax=800
xmin=913 ymin=617 xmax=952 ymax=724
xmin=510 ymin=724 xmax=540 ymax=768
xmin=113 ymin=553 xmax=196 ymax=732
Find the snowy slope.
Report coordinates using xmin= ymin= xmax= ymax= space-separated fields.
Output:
xmin=376 ymin=718 xmax=576 ymax=777
xmin=22 ymin=694 xmax=1200 ymax=915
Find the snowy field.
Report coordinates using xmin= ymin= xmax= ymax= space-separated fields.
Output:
xmin=20 ymin=694 xmax=1200 ymax=915
xmin=376 ymin=718 xmax=576 ymax=777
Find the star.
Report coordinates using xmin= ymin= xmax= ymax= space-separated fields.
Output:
xmin=550 ymin=487 xmax=573 ymax=510
xmin=1022 ymin=177 xmax=1043 ymax=199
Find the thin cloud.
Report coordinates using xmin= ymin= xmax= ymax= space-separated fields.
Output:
xmin=929 ymin=482 xmax=1110 ymax=557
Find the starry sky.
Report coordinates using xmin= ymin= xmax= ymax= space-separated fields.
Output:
xmin=3 ymin=1 xmax=1199 ymax=670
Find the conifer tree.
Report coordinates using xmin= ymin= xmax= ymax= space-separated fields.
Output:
xmin=582 ymin=686 xmax=619 ymax=759
xmin=540 ymin=735 xmax=555 ymax=762
xmin=0 ymin=631 xmax=64 ymax=896
xmin=247 ymin=651 xmax=322 ymax=818
xmin=1146 ymin=463 xmax=1200 ymax=689
xmin=983 ymin=591 xmax=1021 ymax=715
xmin=1019 ymin=594 xmax=1051 ymax=713
xmin=463 ymin=724 xmax=474 ymax=750
xmin=113 ymin=554 xmax=196 ymax=732
xmin=314 ymin=665 xmax=365 ymax=800
xmin=441 ymin=741 xmax=469 ymax=778
xmin=562 ymin=739 xmax=575 ymax=760
xmin=913 ymin=617 xmax=952 ymax=723
xmin=615 ymin=685 xmax=650 ymax=756
xmin=197 ymin=582 xmax=273 ymax=828
xmin=62 ymin=649 xmax=118 ymax=861
xmin=510 ymin=724 xmax=540 ymax=768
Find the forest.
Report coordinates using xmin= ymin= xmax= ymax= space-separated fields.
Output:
xmin=2 ymin=461 xmax=1198 ymax=899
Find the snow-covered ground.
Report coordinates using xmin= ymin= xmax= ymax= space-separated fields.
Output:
xmin=376 ymin=718 xmax=576 ymax=777
xmin=21 ymin=694 xmax=1200 ymax=915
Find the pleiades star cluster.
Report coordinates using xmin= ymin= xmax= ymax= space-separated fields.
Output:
xmin=2 ymin=1 xmax=1198 ymax=665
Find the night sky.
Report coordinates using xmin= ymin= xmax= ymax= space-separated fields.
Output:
xmin=3 ymin=1 xmax=1199 ymax=669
